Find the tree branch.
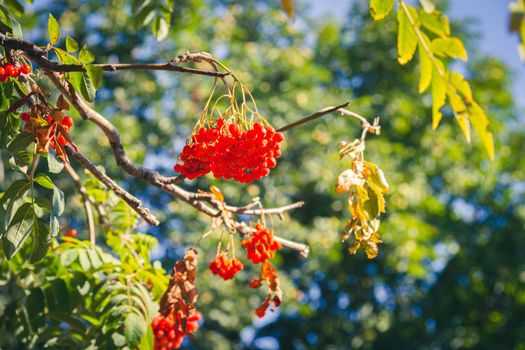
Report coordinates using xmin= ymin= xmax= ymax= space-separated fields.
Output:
xmin=65 ymin=145 xmax=160 ymax=226
xmin=0 ymin=33 xmax=228 ymax=78
xmin=63 ymin=162 xmax=96 ymax=245
xmin=276 ymin=102 xmax=350 ymax=132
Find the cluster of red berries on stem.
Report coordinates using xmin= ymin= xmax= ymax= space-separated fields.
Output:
xmin=0 ymin=62 xmax=31 ymax=83
xmin=242 ymin=224 xmax=282 ymax=264
xmin=209 ymin=253 xmax=244 ymax=280
xmin=174 ymin=118 xmax=284 ymax=183
xmin=151 ymin=310 xmax=202 ymax=350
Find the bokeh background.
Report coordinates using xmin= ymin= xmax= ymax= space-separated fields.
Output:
xmin=9 ymin=0 xmax=525 ymax=348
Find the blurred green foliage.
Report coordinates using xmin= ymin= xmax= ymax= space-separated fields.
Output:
xmin=1 ymin=0 xmax=525 ymax=349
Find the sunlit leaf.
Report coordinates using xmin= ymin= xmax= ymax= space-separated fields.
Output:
xmin=397 ymin=2 xmax=419 ymax=65
xmin=370 ymin=0 xmax=395 ymax=20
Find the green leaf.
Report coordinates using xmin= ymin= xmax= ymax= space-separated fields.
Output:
xmin=124 ymin=312 xmax=147 ymax=348
xmin=152 ymin=16 xmax=169 ymax=41
xmin=7 ymin=132 xmax=34 ymax=154
xmin=48 ymin=14 xmax=60 ymax=44
xmin=431 ymin=37 xmax=467 ymax=61
xmin=3 ymin=202 xmax=34 ymax=259
xmin=65 ymin=35 xmax=78 ymax=53
xmin=88 ymin=249 xmax=103 ymax=269
xmin=34 ymin=174 xmax=55 ymax=190
xmin=46 ymin=279 xmax=70 ymax=314
xmin=133 ymin=3 xmax=156 ymax=29
xmin=397 ymin=2 xmax=419 ymax=65
xmin=30 ymin=219 xmax=50 ymax=263
xmin=420 ymin=10 xmax=450 ymax=37
xmin=418 ymin=33 xmax=432 ymax=93
xmin=370 ymin=0 xmax=395 ymax=20
xmin=50 ymin=215 xmax=60 ymax=237
xmin=79 ymin=45 xmax=95 ymax=64
xmin=52 ymin=186 xmax=65 ymax=216
xmin=139 ymin=322 xmax=154 ymax=350
xmin=26 ymin=287 xmax=46 ymax=329
xmin=79 ymin=72 xmax=97 ymax=102
xmin=0 ymin=179 xmax=30 ymax=208
xmin=60 ymin=249 xmax=79 ymax=266
xmin=78 ymin=249 xmax=91 ymax=270
xmin=48 ymin=151 xmax=64 ymax=173
xmin=112 ymin=333 xmax=127 ymax=347
xmin=9 ymin=16 xmax=22 ymax=38
xmin=85 ymin=64 xmax=103 ymax=89
xmin=453 ymin=111 xmax=471 ymax=142
xmin=431 ymin=61 xmax=447 ymax=129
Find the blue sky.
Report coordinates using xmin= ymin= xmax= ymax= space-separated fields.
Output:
xmin=307 ymin=0 xmax=524 ymax=107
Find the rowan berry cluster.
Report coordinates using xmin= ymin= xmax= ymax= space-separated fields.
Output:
xmin=151 ymin=310 xmax=202 ymax=350
xmin=209 ymin=253 xmax=244 ymax=280
xmin=0 ymin=62 xmax=31 ymax=82
xmin=174 ymin=118 xmax=284 ymax=183
xmin=21 ymin=112 xmax=74 ymax=152
xmin=241 ymin=224 xmax=282 ymax=264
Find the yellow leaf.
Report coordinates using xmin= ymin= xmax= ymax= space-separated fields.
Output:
xmin=397 ymin=2 xmax=419 ymax=65
xmin=420 ymin=10 xmax=450 ymax=37
xmin=469 ymin=103 xmax=495 ymax=159
xmin=364 ymin=241 xmax=379 ymax=259
xmin=449 ymin=71 xmax=473 ymax=103
xmin=418 ymin=33 xmax=432 ymax=93
xmin=348 ymin=242 xmax=361 ymax=255
xmin=370 ymin=0 xmax=395 ymax=20
xmin=365 ymin=162 xmax=389 ymax=193
xmin=431 ymin=62 xmax=447 ymax=129
xmin=431 ymin=37 xmax=468 ymax=61
xmin=280 ymin=0 xmax=295 ymax=20
xmin=447 ymin=86 xmax=467 ymax=113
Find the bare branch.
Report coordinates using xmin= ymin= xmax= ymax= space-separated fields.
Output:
xmin=65 ymin=146 xmax=160 ymax=226
xmin=224 ymin=201 xmax=305 ymax=215
xmin=0 ymin=33 xmax=227 ymax=78
xmin=63 ymin=162 xmax=96 ymax=244
xmin=276 ymin=102 xmax=350 ymax=132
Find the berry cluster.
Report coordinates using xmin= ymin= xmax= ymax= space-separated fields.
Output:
xmin=242 ymin=224 xmax=282 ymax=264
xmin=152 ymin=310 xmax=202 ymax=350
xmin=21 ymin=112 xmax=74 ymax=151
xmin=209 ymin=254 xmax=244 ymax=280
xmin=174 ymin=118 xmax=284 ymax=183
xmin=0 ymin=62 xmax=31 ymax=83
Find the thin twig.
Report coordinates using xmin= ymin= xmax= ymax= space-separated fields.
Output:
xmin=276 ymin=102 xmax=350 ymax=132
xmin=225 ymin=201 xmax=305 ymax=215
xmin=64 ymin=162 xmax=96 ymax=245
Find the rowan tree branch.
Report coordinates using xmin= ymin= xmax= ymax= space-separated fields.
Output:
xmin=65 ymin=145 xmax=160 ymax=226
xmin=48 ymin=71 xmax=309 ymax=254
xmin=63 ymin=162 xmax=96 ymax=245
xmin=0 ymin=33 xmax=228 ymax=78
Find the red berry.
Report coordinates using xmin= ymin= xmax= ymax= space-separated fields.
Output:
xmin=20 ymin=64 xmax=31 ymax=74
xmin=61 ymin=116 xmax=74 ymax=131
xmin=4 ymin=64 xmax=15 ymax=77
